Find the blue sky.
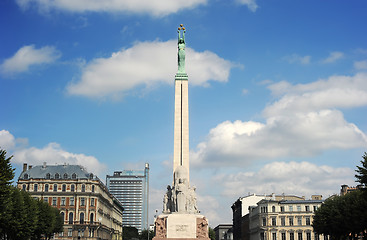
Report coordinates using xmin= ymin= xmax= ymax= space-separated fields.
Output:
xmin=1 ymin=0 xmax=367 ymax=226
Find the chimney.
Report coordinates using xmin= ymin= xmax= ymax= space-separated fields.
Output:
xmin=23 ymin=163 xmax=27 ymax=172
xmin=43 ymin=162 xmax=46 ymax=168
xmin=29 ymin=165 xmax=32 ymax=170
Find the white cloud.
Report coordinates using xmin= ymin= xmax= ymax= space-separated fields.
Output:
xmin=321 ymin=51 xmax=344 ymax=64
xmin=67 ymin=40 xmax=236 ymax=99
xmin=16 ymin=0 xmax=207 ymax=17
xmin=0 ymin=45 xmax=61 ymax=76
xmin=191 ymin=73 xmax=367 ymax=167
xmin=283 ymin=54 xmax=311 ymax=65
xmin=215 ymin=161 xmax=354 ymax=198
xmin=234 ymin=0 xmax=258 ymax=12
xmin=354 ymin=60 xmax=367 ymax=70
xmin=0 ymin=130 xmax=106 ymax=175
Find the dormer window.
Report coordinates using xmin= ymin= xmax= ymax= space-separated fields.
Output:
xmin=55 ymin=173 xmax=60 ymax=179
xmin=24 ymin=174 xmax=29 ymax=180
xmin=46 ymin=173 xmax=50 ymax=179
xmin=82 ymin=185 xmax=85 ymax=192
xmin=89 ymin=173 xmax=93 ymax=179
xmin=72 ymin=173 xmax=77 ymax=179
xmin=63 ymin=173 xmax=68 ymax=179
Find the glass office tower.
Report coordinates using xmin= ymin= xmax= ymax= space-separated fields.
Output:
xmin=106 ymin=163 xmax=149 ymax=232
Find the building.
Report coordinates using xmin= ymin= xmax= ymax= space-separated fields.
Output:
xmin=340 ymin=184 xmax=364 ymax=196
xmin=214 ymin=224 xmax=233 ymax=240
xmin=232 ymin=194 xmax=305 ymax=240
xmin=17 ymin=163 xmax=124 ymax=240
xmin=248 ymin=196 xmax=324 ymax=240
xmin=106 ymin=163 xmax=149 ymax=232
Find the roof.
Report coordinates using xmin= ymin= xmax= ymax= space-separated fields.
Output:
xmin=279 ymin=200 xmax=324 ymax=204
xmin=18 ymin=164 xmax=95 ymax=180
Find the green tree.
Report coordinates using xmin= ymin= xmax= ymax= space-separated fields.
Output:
xmin=355 ymin=152 xmax=367 ymax=188
xmin=139 ymin=229 xmax=154 ymax=240
xmin=209 ymin=227 xmax=216 ymax=240
xmin=123 ymin=226 xmax=139 ymax=240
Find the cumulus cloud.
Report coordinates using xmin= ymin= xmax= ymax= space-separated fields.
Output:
xmin=283 ymin=54 xmax=311 ymax=65
xmin=234 ymin=0 xmax=258 ymax=12
xmin=67 ymin=40 xmax=236 ymax=99
xmin=0 ymin=45 xmax=61 ymax=76
xmin=354 ymin=60 xmax=367 ymax=70
xmin=191 ymin=73 xmax=367 ymax=167
xmin=15 ymin=0 xmax=207 ymax=17
xmin=0 ymin=130 xmax=106 ymax=175
xmin=321 ymin=51 xmax=344 ymax=64
xmin=215 ymin=161 xmax=354 ymax=198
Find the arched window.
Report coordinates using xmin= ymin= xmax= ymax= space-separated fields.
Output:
xmin=91 ymin=185 xmax=95 ymax=193
xmin=46 ymin=173 xmax=50 ymax=179
xmin=63 ymin=173 xmax=68 ymax=179
xmin=22 ymin=184 xmax=26 ymax=191
xmin=80 ymin=212 xmax=84 ymax=224
xmin=45 ymin=184 xmax=49 ymax=192
xmin=81 ymin=185 xmax=85 ymax=192
xmin=90 ymin=213 xmax=94 ymax=224
xmin=62 ymin=184 xmax=66 ymax=192
xmin=89 ymin=173 xmax=93 ymax=179
xmin=61 ymin=212 xmax=65 ymax=222
xmin=53 ymin=184 xmax=58 ymax=192
xmin=34 ymin=184 xmax=38 ymax=192
xmin=55 ymin=173 xmax=60 ymax=179
xmin=72 ymin=173 xmax=77 ymax=179
xmin=71 ymin=184 xmax=75 ymax=192
xmin=69 ymin=212 xmax=73 ymax=224
xmin=272 ymin=206 xmax=276 ymax=212
xmin=24 ymin=174 xmax=28 ymax=180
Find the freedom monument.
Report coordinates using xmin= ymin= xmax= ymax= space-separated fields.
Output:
xmin=153 ymin=25 xmax=210 ymax=240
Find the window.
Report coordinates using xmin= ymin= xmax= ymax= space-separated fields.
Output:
xmin=90 ymin=213 xmax=94 ymax=224
xmin=72 ymin=173 xmax=77 ymax=179
xmin=81 ymin=197 xmax=85 ymax=206
xmin=89 ymin=228 xmax=94 ymax=237
xmin=260 ymin=232 xmax=265 ymax=240
xmin=297 ymin=206 xmax=301 ymax=211
xmin=69 ymin=212 xmax=73 ymax=224
xmin=282 ymin=233 xmax=286 ymax=240
xmin=281 ymin=217 xmax=285 ymax=226
xmin=64 ymin=173 xmax=68 ymax=179
xmin=62 ymin=184 xmax=66 ymax=192
xmin=272 ymin=217 xmax=276 ymax=226
xmin=324 ymin=235 xmax=328 ymax=240
xmin=314 ymin=233 xmax=319 ymax=240
xmin=298 ymin=233 xmax=303 ymax=240
xmin=61 ymin=197 xmax=66 ymax=206
xmin=297 ymin=217 xmax=302 ymax=225
xmin=280 ymin=206 xmax=284 ymax=212
xmin=80 ymin=212 xmax=84 ymax=224
xmin=262 ymin=218 xmax=267 ymax=226
xmin=59 ymin=231 xmax=64 ymax=237
xmin=272 ymin=233 xmax=277 ymax=240
xmin=305 ymin=206 xmax=310 ymax=212
xmin=289 ymin=217 xmax=294 ymax=226
xmin=70 ymin=197 xmax=74 ymax=206
xmin=52 ymin=197 xmax=57 ymax=206
xmin=272 ymin=206 xmax=276 ymax=212
xmin=53 ymin=184 xmax=57 ymax=192
xmin=68 ymin=228 xmax=72 ymax=237
xmin=290 ymin=233 xmax=294 ymax=240
xmin=305 ymin=217 xmax=310 ymax=225
xmin=82 ymin=185 xmax=85 ymax=192
xmin=306 ymin=233 xmax=311 ymax=240
xmin=71 ymin=184 xmax=75 ymax=192
xmin=44 ymin=197 xmax=48 ymax=203
xmin=61 ymin=212 xmax=65 ymax=222
xmin=46 ymin=173 xmax=50 ymax=179
xmin=89 ymin=173 xmax=93 ymax=179
xmin=55 ymin=173 xmax=60 ymax=179
xmin=45 ymin=184 xmax=49 ymax=192
xmin=91 ymin=198 xmax=95 ymax=207
xmin=289 ymin=206 xmax=293 ymax=212
xmin=22 ymin=184 xmax=26 ymax=191
xmin=34 ymin=184 xmax=38 ymax=192
xmin=24 ymin=174 xmax=28 ymax=180
xmin=313 ymin=206 xmax=318 ymax=212
xmin=92 ymin=185 xmax=95 ymax=193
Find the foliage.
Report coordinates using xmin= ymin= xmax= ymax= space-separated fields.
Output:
xmin=123 ymin=226 xmax=140 ymax=240
xmin=209 ymin=227 xmax=216 ymax=240
xmin=139 ymin=229 xmax=154 ymax=240
xmin=313 ymin=153 xmax=367 ymax=240
xmin=0 ymin=148 xmax=63 ymax=240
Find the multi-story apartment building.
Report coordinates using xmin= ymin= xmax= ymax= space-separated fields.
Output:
xmin=17 ymin=163 xmax=124 ymax=240
xmin=248 ymin=196 xmax=324 ymax=240
xmin=214 ymin=224 xmax=234 ymax=240
xmin=106 ymin=163 xmax=149 ymax=232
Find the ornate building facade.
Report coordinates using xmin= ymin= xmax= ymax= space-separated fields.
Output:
xmin=17 ymin=163 xmax=124 ymax=240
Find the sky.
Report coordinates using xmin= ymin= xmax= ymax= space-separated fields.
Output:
xmin=1 ymin=0 xmax=367 ymax=227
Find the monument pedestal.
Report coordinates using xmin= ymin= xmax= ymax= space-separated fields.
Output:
xmin=153 ymin=214 xmax=210 ymax=240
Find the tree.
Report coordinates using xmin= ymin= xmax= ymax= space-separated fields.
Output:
xmin=355 ymin=152 xmax=367 ymax=188
xmin=123 ymin=226 xmax=139 ymax=240
xmin=139 ymin=229 xmax=154 ymax=240
xmin=209 ymin=227 xmax=216 ymax=240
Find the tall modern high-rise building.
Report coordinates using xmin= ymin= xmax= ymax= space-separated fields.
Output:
xmin=106 ymin=163 xmax=149 ymax=232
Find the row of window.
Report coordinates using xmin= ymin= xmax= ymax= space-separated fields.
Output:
xmin=59 ymin=228 xmax=96 ymax=238
xmin=60 ymin=211 xmax=95 ymax=225
xmin=260 ymin=231 xmax=327 ymax=240
xmin=23 ymin=172 xmax=93 ymax=180
xmin=263 ymin=216 xmax=311 ymax=227
xmin=44 ymin=196 xmax=95 ymax=207
xmin=260 ymin=205 xmax=318 ymax=213
xmin=24 ymin=183 xmax=95 ymax=193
